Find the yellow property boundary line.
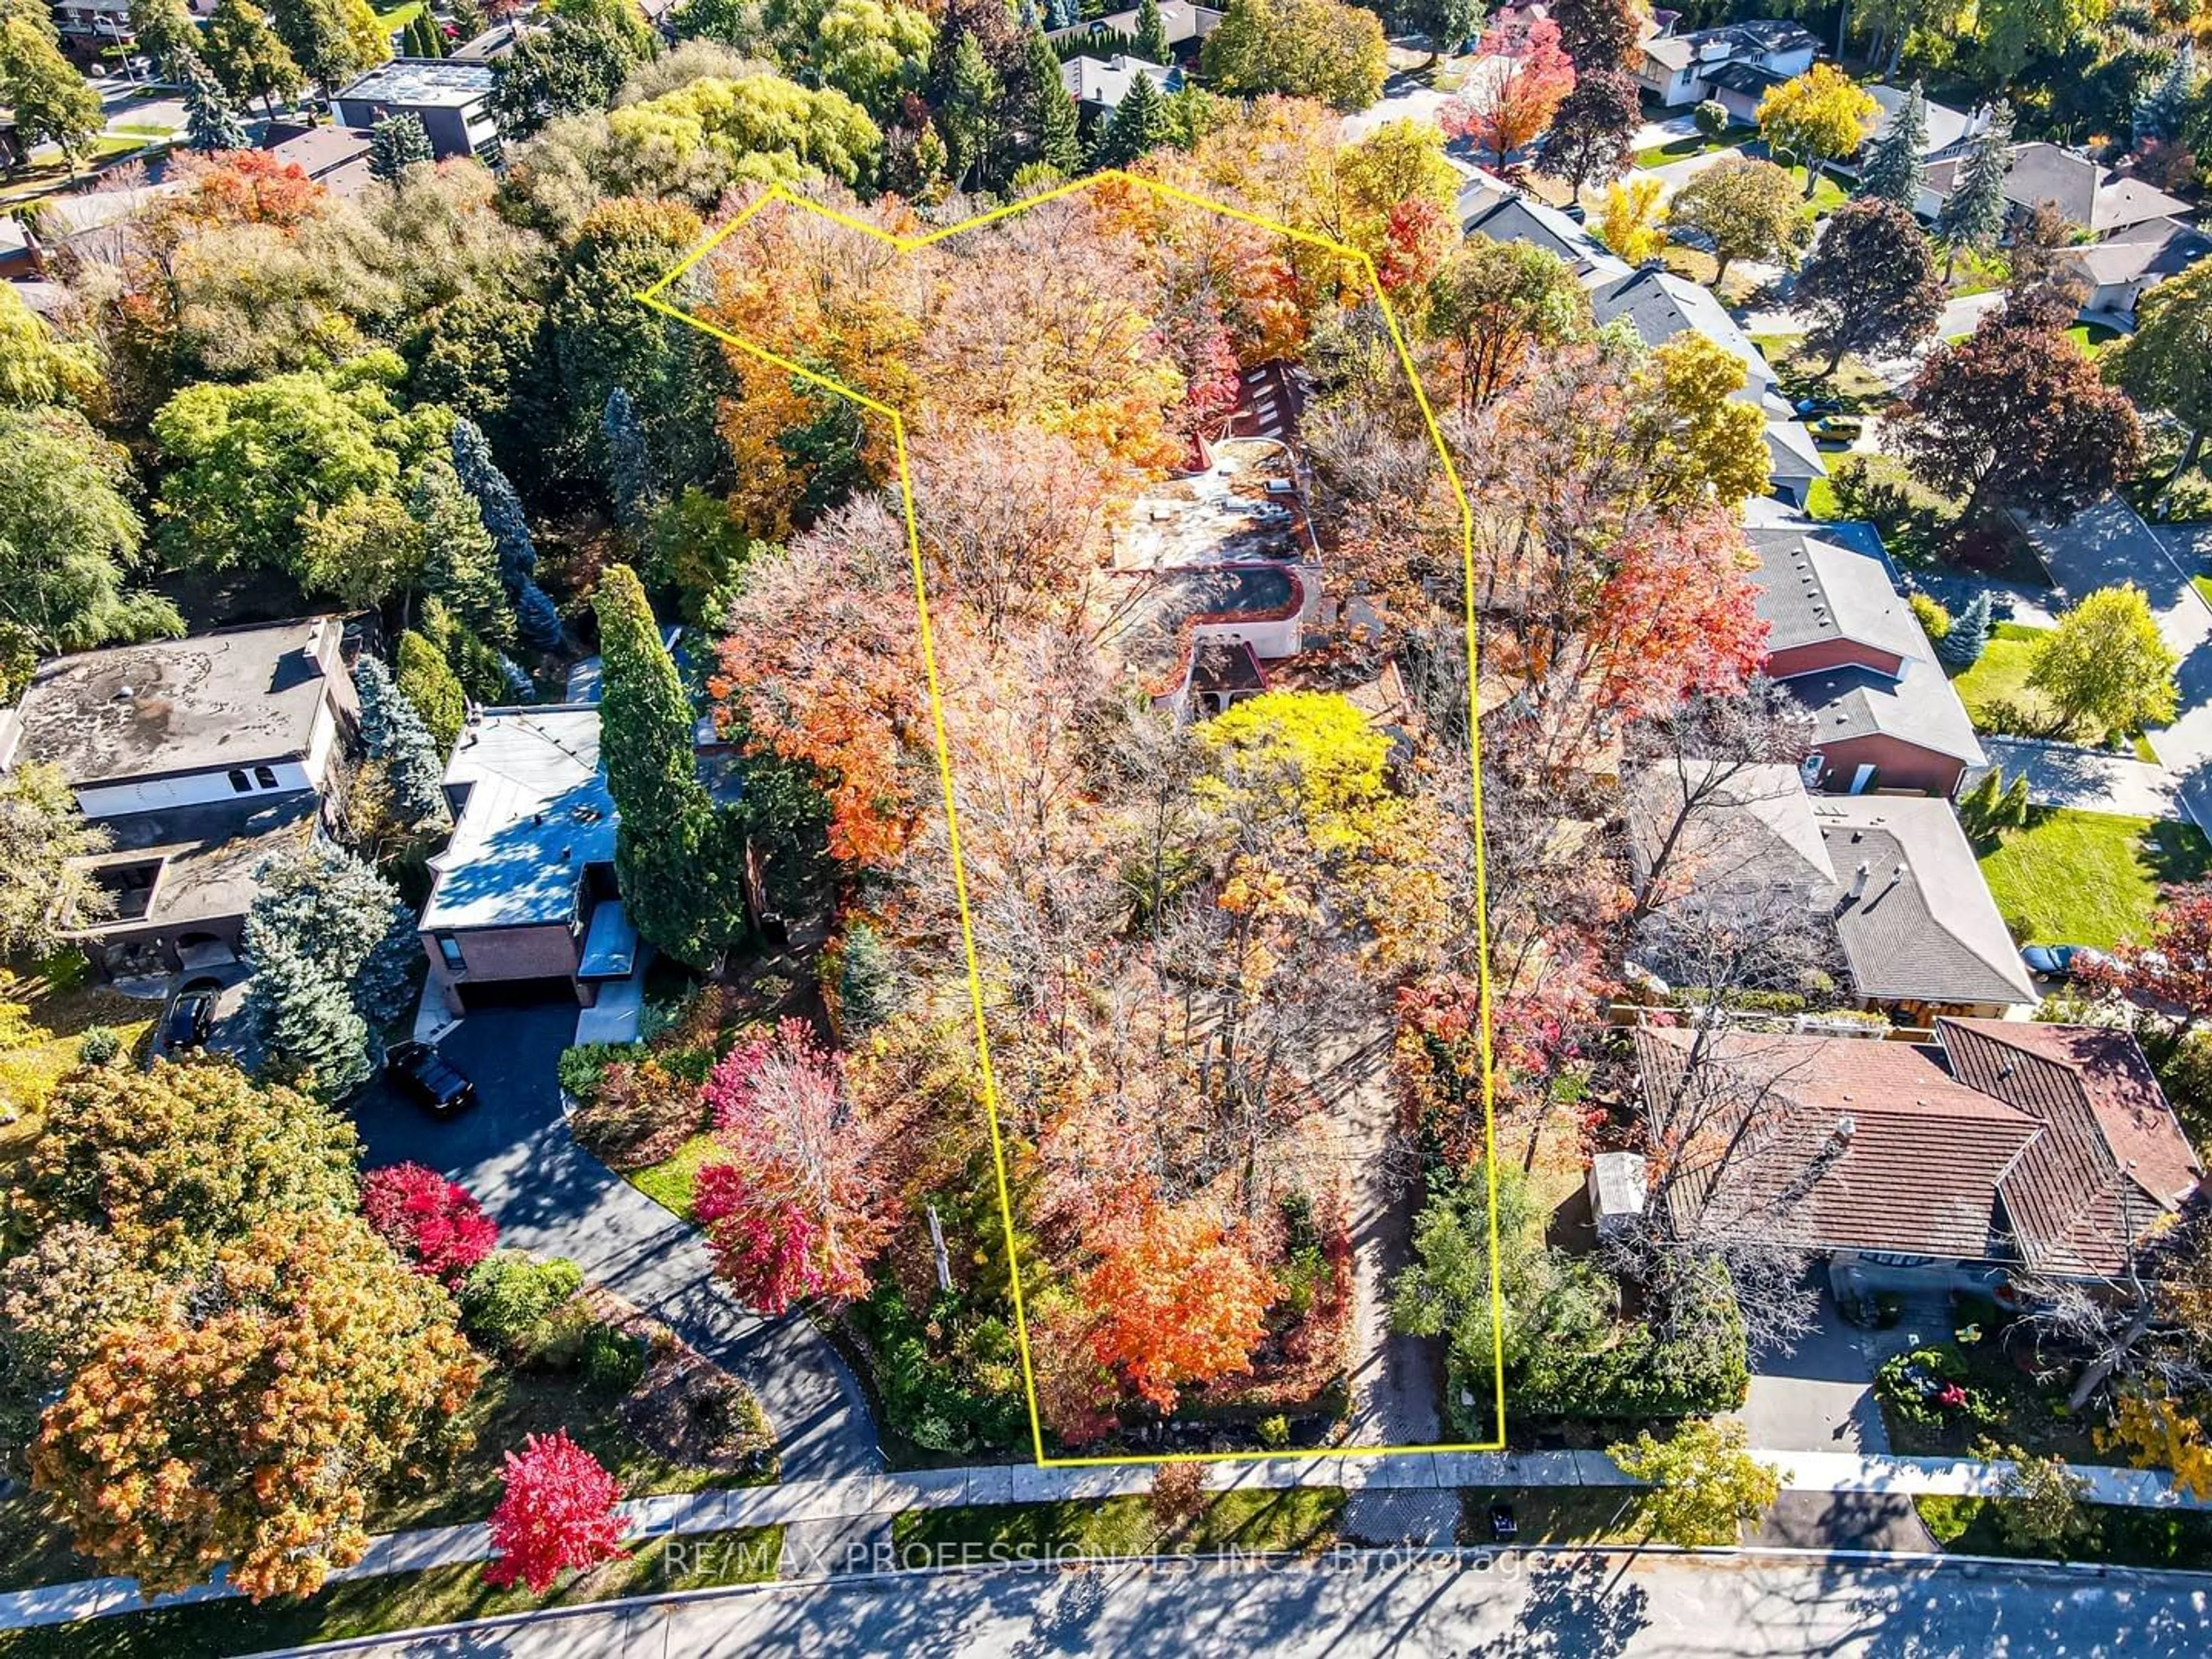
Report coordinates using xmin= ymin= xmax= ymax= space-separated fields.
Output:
xmin=636 ymin=172 xmax=1507 ymax=1465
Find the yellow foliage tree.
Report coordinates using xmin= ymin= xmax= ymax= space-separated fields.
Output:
xmin=1594 ymin=176 xmax=1667 ymax=264
xmin=2098 ymin=1389 xmax=2212 ymax=1501
xmin=1756 ymin=63 xmax=1879 ymax=197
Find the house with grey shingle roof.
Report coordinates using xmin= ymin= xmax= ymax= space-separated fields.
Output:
xmin=1745 ymin=521 xmax=1985 ymax=798
xmin=1588 ymin=266 xmax=1793 ymax=419
xmin=1459 ymin=184 xmax=1632 ymax=288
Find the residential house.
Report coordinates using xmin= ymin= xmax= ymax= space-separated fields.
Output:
xmin=1101 ymin=438 xmax=1323 ymax=718
xmin=418 ymin=705 xmax=635 ymax=1014
xmin=1635 ymin=18 xmax=1819 ymax=108
xmin=1627 ymin=1018 xmax=2200 ymax=1291
xmin=1924 ymin=141 xmax=2192 ymax=241
xmin=260 ymin=123 xmax=379 ymax=200
xmin=1459 ymin=181 xmax=1632 ymax=287
xmin=1060 ymin=54 xmax=1181 ymax=119
xmin=1627 ymin=762 xmax=2038 ymax=1020
xmin=2062 ymin=218 xmax=2212 ymax=323
xmin=332 ymin=59 xmax=501 ymax=164
xmin=1047 ymin=1 xmax=1222 ymax=55
xmin=1839 ymin=85 xmax=1988 ymax=217
xmin=1746 ymin=519 xmax=1985 ymax=796
xmin=0 ymin=619 xmax=358 ymax=978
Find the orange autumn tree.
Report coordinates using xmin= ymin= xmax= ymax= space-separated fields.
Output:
xmin=1445 ymin=18 xmax=1575 ymax=170
xmin=1079 ymin=1197 xmax=1278 ymax=1412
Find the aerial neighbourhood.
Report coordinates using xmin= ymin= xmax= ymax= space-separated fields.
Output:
xmin=1 ymin=0 xmax=2211 ymax=1647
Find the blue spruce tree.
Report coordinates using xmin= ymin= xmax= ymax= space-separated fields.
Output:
xmin=354 ymin=656 xmax=450 ymax=825
xmin=602 ymin=385 xmax=657 ymax=540
xmin=450 ymin=415 xmax=538 ymax=588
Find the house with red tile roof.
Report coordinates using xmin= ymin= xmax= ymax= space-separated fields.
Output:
xmin=1628 ymin=1019 xmax=2200 ymax=1285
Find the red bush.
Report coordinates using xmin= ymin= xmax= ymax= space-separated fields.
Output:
xmin=361 ymin=1162 xmax=498 ymax=1286
xmin=483 ymin=1430 xmax=630 ymax=1593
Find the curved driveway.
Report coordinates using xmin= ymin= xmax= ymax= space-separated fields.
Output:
xmin=354 ymin=1006 xmax=881 ymax=1479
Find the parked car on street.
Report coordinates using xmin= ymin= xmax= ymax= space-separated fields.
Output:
xmin=160 ymin=986 xmax=218 ymax=1052
xmin=1794 ymin=395 xmax=1844 ymax=418
xmin=387 ymin=1041 xmax=478 ymax=1118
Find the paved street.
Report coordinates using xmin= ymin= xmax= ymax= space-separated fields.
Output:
xmin=2018 ymin=495 xmax=2212 ymax=827
xmin=353 ymin=1007 xmax=881 ymax=1479
xmin=300 ymin=1551 xmax=2212 ymax=1657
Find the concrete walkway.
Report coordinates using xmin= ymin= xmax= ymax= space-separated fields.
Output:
xmin=8 ymin=1446 xmax=2206 ymax=1631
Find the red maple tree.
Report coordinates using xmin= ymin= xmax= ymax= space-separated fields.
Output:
xmin=2077 ymin=884 xmax=2212 ymax=1036
xmin=1080 ymin=1199 xmax=1277 ymax=1412
xmin=360 ymin=1163 xmax=499 ymax=1286
xmin=1443 ymin=19 xmax=1577 ymax=169
xmin=483 ymin=1431 xmax=630 ymax=1593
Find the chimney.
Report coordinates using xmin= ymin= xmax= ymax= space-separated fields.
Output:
xmin=1846 ymin=861 xmax=1870 ymax=902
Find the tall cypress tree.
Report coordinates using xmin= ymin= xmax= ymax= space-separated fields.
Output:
xmin=593 ymin=565 xmax=741 ymax=967
xmin=1023 ymin=26 xmax=1081 ymax=176
xmin=1858 ymin=81 xmax=1927 ymax=213
xmin=410 ymin=456 xmax=509 ymax=646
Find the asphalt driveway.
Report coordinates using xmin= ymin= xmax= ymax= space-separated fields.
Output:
xmin=1738 ymin=1287 xmax=1888 ymax=1457
xmin=354 ymin=1006 xmax=882 ymax=1479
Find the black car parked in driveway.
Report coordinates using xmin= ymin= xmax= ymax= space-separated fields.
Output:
xmin=161 ymin=986 xmax=217 ymax=1052
xmin=386 ymin=1041 xmax=478 ymax=1118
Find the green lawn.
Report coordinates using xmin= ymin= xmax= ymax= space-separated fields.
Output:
xmin=626 ymin=1130 xmax=721 ymax=1220
xmin=1457 ymin=1487 xmax=1642 ymax=1544
xmin=0 ymin=1527 xmax=783 ymax=1659
xmin=1632 ymin=131 xmax=1751 ymax=168
xmin=1749 ymin=332 xmax=1892 ymax=407
xmin=1976 ymin=808 xmax=2212 ymax=948
xmin=1948 ymin=622 xmax=2056 ymax=736
xmin=373 ymin=0 xmax=423 ymax=33
xmin=2066 ymin=321 xmax=2122 ymax=358
xmin=1797 ymin=169 xmax=1847 ymax=219
xmin=1916 ymin=1496 xmax=2212 ymax=1570
xmin=892 ymin=1487 xmax=1346 ymax=1558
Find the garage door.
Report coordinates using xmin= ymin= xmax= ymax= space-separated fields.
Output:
xmin=455 ymin=976 xmax=579 ymax=1010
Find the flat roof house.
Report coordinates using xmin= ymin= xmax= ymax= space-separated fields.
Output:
xmin=1747 ymin=522 xmax=1984 ymax=797
xmin=0 ymin=618 xmax=357 ymax=977
xmin=1631 ymin=1019 xmax=2200 ymax=1284
xmin=1048 ymin=1 xmax=1222 ymax=54
xmin=418 ymin=705 xmax=635 ymax=1015
xmin=332 ymin=59 xmax=500 ymax=164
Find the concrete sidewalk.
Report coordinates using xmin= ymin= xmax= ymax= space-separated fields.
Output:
xmin=7 ymin=1446 xmax=2205 ymax=1631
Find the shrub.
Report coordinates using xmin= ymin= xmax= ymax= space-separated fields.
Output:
xmin=569 ymin=1058 xmax=703 ymax=1171
xmin=1693 ymin=99 xmax=1730 ymax=141
xmin=460 ymin=1252 xmax=585 ymax=1353
xmin=1916 ymin=1492 xmax=1983 ymax=1544
xmin=1258 ymin=1413 xmax=1290 ymax=1449
xmin=581 ymin=1322 xmax=647 ymax=1395
xmin=1875 ymin=1343 xmax=2001 ymax=1429
xmin=529 ymin=1294 xmax=603 ymax=1370
xmin=556 ymin=1042 xmax=634 ymax=1103
xmin=75 ymin=1027 xmax=121 ymax=1067
xmin=1149 ymin=1461 xmax=1207 ymax=1532
xmin=1910 ymin=592 xmax=1952 ymax=640
xmin=361 ymin=1163 xmax=499 ymax=1286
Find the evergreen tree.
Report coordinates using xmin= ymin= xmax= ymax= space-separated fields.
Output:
xmin=181 ymin=54 xmax=251 ymax=152
xmin=410 ymin=456 xmax=509 ymax=646
xmin=837 ymin=920 xmax=896 ymax=1031
xmin=368 ymin=110 xmax=434 ymax=180
xmin=271 ymin=0 xmax=381 ymax=97
xmin=2135 ymin=43 xmax=2195 ymax=146
xmin=940 ymin=27 xmax=1006 ymax=190
xmin=354 ymin=655 xmax=449 ymax=823
xmin=593 ymin=563 xmax=741 ymax=967
xmin=1134 ymin=0 xmax=1169 ymax=62
xmin=1093 ymin=63 xmax=1169 ymax=168
xmin=1937 ymin=100 xmax=2013 ymax=278
xmin=513 ymin=578 xmax=565 ymax=653
xmin=243 ymin=840 xmax=415 ymax=1097
xmin=601 ymin=385 xmax=656 ymax=540
xmin=1958 ymin=764 xmax=2003 ymax=834
xmin=1023 ymin=26 xmax=1081 ymax=176
xmin=450 ymin=415 xmax=537 ymax=586
xmin=1936 ymin=588 xmax=1991 ymax=668
xmin=1858 ymin=79 xmax=1927 ymax=213
xmin=1044 ymin=0 xmax=1078 ymax=26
